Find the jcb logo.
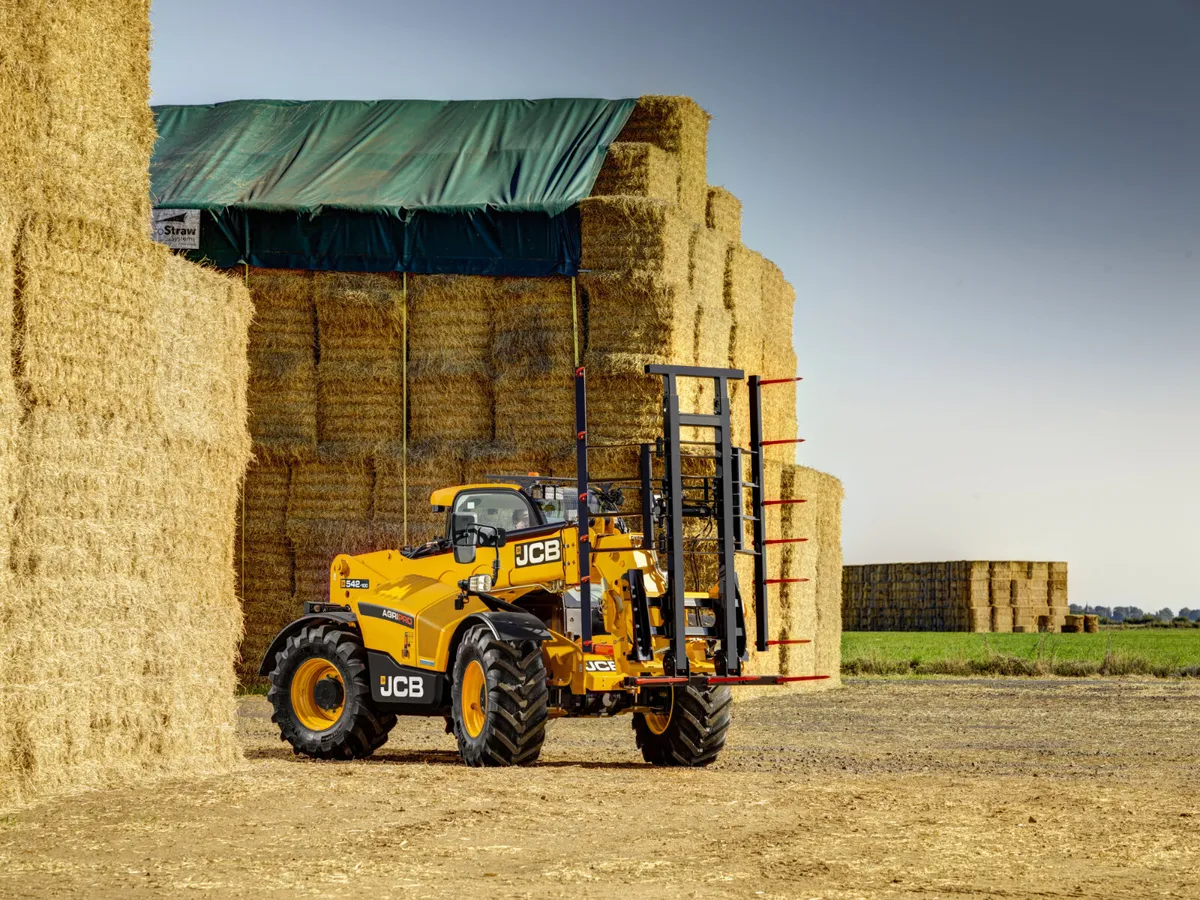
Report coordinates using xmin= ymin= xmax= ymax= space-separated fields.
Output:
xmin=585 ymin=659 xmax=617 ymax=672
xmin=514 ymin=538 xmax=562 ymax=568
xmin=379 ymin=675 xmax=425 ymax=699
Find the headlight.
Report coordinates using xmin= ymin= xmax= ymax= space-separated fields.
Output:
xmin=468 ymin=574 xmax=493 ymax=593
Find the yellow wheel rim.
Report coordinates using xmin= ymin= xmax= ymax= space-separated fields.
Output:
xmin=461 ymin=659 xmax=488 ymax=739
xmin=291 ymin=658 xmax=345 ymax=732
xmin=644 ymin=689 xmax=673 ymax=735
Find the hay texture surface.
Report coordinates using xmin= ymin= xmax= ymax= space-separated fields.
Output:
xmin=615 ymin=96 xmax=710 ymax=222
xmin=0 ymin=223 xmax=251 ymax=810
xmin=590 ymin=142 xmax=679 ymax=202
xmin=705 ymin=186 xmax=742 ymax=243
xmin=0 ymin=1 xmax=251 ymax=809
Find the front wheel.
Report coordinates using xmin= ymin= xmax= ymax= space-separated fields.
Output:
xmin=632 ymin=684 xmax=732 ymax=766
xmin=450 ymin=625 xmax=548 ymax=766
xmin=267 ymin=624 xmax=396 ymax=760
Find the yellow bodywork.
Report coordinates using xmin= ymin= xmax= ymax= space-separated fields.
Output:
xmin=327 ymin=487 xmax=722 ymax=704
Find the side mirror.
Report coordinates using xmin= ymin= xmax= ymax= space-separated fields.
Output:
xmin=491 ymin=527 xmax=507 ymax=549
xmin=452 ymin=514 xmax=477 ymax=565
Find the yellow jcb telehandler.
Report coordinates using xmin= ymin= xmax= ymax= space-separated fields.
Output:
xmin=259 ymin=365 xmax=823 ymax=766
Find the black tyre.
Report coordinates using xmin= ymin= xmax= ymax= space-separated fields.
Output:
xmin=267 ymin=624 xmax=396 ymax=760
xmin=632 ymin=684 xmax=732 ymax=767
xmin=450 ymin=625 xmax=548 ymax=766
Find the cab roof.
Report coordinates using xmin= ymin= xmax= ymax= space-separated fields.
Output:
xmin=428 ymin=483 xmax=523 ymax=509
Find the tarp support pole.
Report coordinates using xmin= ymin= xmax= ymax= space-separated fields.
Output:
xmin=571 ymin=276 xmax=579 ymax=367
xmin=240 ymin=263 xmax=250 ymax=607
xmin=402 ymin=271 xmax=408 ymax=546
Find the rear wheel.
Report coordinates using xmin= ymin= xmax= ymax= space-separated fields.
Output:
xmin=633 ymin=684 xmax=732 ymax=766
xmin=450 ymin=625 xmax=548 ymax=766
xmin=267 ymin=624 xmax=396 ymax=760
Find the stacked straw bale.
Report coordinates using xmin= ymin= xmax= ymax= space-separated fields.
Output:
xmin=0 ymin=1 xmax=252 ymax=809
xmin=226 ymin=95 xmax=841 ymax=687
xmin=842 ymin=561 xmax=1069 ymax=632
xmin=705 ymin=186 xmax=742 ymax=243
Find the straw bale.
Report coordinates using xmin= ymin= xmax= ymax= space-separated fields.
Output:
xmin=491 ymin=277 xmax=575 ymax=371
xmin=583 ymin=352 xmax=663 ymax=454
xmin=578 ymin=197 xmax=690 ymax=287
xmin=690 ymin=227 xmax=728 ymax=327
xmin=489 ymin=277 xmax=577 ymax=454
xmin=234 ymin=459 xmax=294 ymax=687
xmin=580 ymin=274 xmax=694 ymax=362
xmin=798 ymin=466 xmax=843 ymax=684
xmin=287 ymin=452 xmax=374 ymax=525
xmin=407 ymin=275 xmax=494 ymax=378
xmin=318 ymin=370 xmax=404 ymax=447
xmin=727 ymin=244 xmax=765 ymax=369
xmin=616 ymin=96 xmax=710 ymax=222
xmin=244 ymin=270 xmax=318 ymax=456
xmin=0 ymin=3 xmax=252 ymax=809
xmin=374 ymin=442 xmax=465 ymax=546
xmin=3 ymin=355 xmax=247 ymax=806
xmin=705 ymin=186 xmax=742 ymax=243
xmin=9 ymin=0 xmax=155 ymax=230
xmin=494 ymin=370 xmax=575 ymax=453
xmin=236 ymin=581 xmax=298 ymax=687
xmin=313 ymin=273 xmax=408 ymax=447
xmin=157 ymin=253 xmax=251 ymax=446
xmin=246 ymin=269 xmax=317 ymax=354
xmin=590 ymin=142 xmax=680 ymax=202
xmin=15 ymin=216 xmax=159 ymax=416
xmin=314 ymin=272 xmax=404 ymax=373
xmin=410 ymin=373 xmax=493 ymax=444
xmin=249 ymin=353 xmax=318 ymax=458
xmin=758 ymin=258 xmax=800 ymax=463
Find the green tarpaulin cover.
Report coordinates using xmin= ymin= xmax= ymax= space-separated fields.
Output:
xmin=149 ymin=98 xmax=636 ymax=275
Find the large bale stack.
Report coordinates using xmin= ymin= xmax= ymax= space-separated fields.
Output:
xmin=227 ymin=95 xmax=842 ymax=686
xmin=0 ymin=1 xmax=252 ymax=809
xmin=842 ymin=561 xmax=1069 ymax=632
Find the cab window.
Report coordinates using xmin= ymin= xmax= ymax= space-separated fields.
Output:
xmin=449 ymin=490 xmax=540 ymax=537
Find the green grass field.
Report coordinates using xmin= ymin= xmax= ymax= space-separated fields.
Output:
xmin=842 ymin=629 xmax=1200 ymax=678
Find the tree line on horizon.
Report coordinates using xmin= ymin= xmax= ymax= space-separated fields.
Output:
xmin=1069 ymin=604 xmax=1200 ymax=624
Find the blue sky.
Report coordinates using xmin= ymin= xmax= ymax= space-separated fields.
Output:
xmin=149 ymin=0 xmax=1200 ymax=611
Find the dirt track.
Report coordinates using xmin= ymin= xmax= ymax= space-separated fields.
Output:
xmin=1 ymin=679 xmax=1197 ymax=899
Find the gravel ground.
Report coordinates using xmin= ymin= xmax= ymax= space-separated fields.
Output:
xmin=1 ymin=678 xmax=1196 ymax=899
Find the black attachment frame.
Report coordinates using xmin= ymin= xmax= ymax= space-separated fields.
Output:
xmin=575 ymin=365 xmax=592 ymax=651
xmin=748 ymin=375 xmax=769 ymax=653
xmin=625 ymin=568 xmax=654 ymax=662
xmin=639 ymin=443 xmax=655 ymax=551
xmin=645 ymin=364 xmax=744 ymax=677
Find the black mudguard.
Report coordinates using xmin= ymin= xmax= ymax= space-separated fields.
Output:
xmin=460 ymin=610 xmax=552 ymax=644
xmin=257 ymin=611 xmax=358 ymax=677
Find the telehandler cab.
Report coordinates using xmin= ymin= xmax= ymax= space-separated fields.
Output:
xmin=260 ymin=365 xmax=825 ymax=766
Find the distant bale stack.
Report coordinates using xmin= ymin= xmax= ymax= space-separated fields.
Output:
xmin=842 ymin=561 xmax=1069 ymax=632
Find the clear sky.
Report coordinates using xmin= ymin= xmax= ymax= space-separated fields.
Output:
xmin=149 ymin=0 xmax=1199 ymax=612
